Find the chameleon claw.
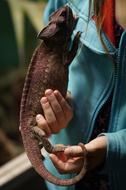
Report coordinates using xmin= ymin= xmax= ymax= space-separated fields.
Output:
xmin=39 ymin=142 xmax=44 ymax=149
xmin=75 ymin=31 xmax=82 ymax=42
xmin=52 ymin=144 xmax=68 ymax=153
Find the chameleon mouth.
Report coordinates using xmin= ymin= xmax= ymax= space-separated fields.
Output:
xmin=37 ymin=5 xmax=76 ymax=40
xmin=66 ymin=5 xmax=71 ymax=23
xmin=65 ymin=5 xmax=76 ymax=29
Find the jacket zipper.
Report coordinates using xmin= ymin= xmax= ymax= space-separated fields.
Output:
xmin=87 ymin=49 xmax=120 ymax=142
xmin=108 ymin=49 xmax=120 ymax=131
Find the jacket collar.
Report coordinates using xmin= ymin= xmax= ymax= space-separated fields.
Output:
xmin=68 ymin=0 xmax=117 ymax=55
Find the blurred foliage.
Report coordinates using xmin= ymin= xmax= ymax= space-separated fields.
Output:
xmin=0 ymin=0 xmax=47 ymax=165
xmin=0 ymin=0 xmax=46 ymax=72
xmin=7 ymin=0 xmax=46 ymax=65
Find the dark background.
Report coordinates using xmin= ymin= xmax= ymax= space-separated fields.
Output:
xmin=0 ymin=0 xmax=48 ymax=189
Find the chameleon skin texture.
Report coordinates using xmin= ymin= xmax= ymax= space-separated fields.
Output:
xmin=20 ymin=6 xmax=87 ymax=186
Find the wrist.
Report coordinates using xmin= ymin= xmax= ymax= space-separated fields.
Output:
xmin=85 ymin=136 xmax=107 ymax=153
xmin=85 ymin=136 xmax=107 ymax=170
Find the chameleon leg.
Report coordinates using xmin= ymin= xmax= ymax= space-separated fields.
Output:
xmin=31 ymin=126 xmax=54 ymax=153
xmin=65 ymin=31 xmax=81 ymax=65
xmin=32 ymin=126 xmax=69 ymax=153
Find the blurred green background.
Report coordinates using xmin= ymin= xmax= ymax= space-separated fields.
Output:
xmin=0 ymin=0 xmax=47 ymax=165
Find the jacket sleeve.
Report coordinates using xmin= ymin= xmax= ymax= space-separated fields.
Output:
xmin=100 ymin=129 xmax=126 ymax=173
xmin=43 ymin=0 xmax=67 ymax=24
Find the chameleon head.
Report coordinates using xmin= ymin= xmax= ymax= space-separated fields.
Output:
xmin=37 ymin=6 xmax=76 ymax=44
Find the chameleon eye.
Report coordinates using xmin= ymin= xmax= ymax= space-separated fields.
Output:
xmin=60 ymin=11 xmax=66 ymax=17
xmin=57 ymin=17 xmax=66 ymax=25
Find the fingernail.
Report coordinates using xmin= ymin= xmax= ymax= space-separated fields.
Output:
xmin=45 ymin=89 xmax=53 ymax=96
xmin=36 ymin=114 xmax=42 ymax=120
xmin=54 ymin=90 xmax=59 ymax=95
xmin=41 ymin=97 xmax=48 ymax=104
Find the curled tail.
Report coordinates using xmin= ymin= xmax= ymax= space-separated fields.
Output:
xmin=21 ymin=123 xmax=87 ymax=186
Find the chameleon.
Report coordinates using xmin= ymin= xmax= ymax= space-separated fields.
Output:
xmin=19 ymin=5 xmax=87 ymax=186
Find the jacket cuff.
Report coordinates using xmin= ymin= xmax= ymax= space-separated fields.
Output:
xmin=99 ymin=131 xmax=126 ymax=173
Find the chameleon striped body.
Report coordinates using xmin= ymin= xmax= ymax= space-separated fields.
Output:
xmin=20 ymin=6 xmax=87 ymax=186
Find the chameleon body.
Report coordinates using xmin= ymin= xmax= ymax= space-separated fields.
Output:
xmin=20 ymin=6 xmax=87 ymax=186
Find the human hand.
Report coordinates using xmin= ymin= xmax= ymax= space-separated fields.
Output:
xmin=49 ymin=144 xmax=86 ymax=174
xmin=36 ymin=89 xmax=73 ymax=137
xmin=49 ymin=136 xmax=107 ymax=174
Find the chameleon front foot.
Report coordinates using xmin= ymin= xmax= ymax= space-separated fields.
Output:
xmin=31 ymin=126 xmax=68 ymax=153
xmin=31 ymin=126 xmax=54 ymax=153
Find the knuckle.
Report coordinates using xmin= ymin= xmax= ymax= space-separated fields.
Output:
xmin=56 ymin=116 xmax=67 ymax=129
xmin=58 ymin=169 xmax=65 ymax=174
xmin=47 ymin=121 xmax=60 ymax=134
xmin=55 ymin=107 xmax=62 ymax=115
xmin=61 ymin=98 xmax=66 ymax=106
xmin=53 ymin=109 xmax=62 ymax=120
xmin=65 ymin=108 xmax=73 ymax=120
xmin=51 ymin=127 xmax=60 ymax=134
xmin=47 ymin=119 xmax=56 ymax=127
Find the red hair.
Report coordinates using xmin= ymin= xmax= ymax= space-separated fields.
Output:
xmin=102 ymin=0 xmax=115 ymax=45
xmin=92 ymin=0 xmax=116 ymax=49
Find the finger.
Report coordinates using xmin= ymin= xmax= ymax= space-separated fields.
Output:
xmin=64 ymin=146 xmax=84 ymax=157
xmin=40 ymin=97 xmax=59 ymax=133
xmin=49 ymin=154 xmax=79 ymax=174
xmin=54 ymin=152 xmax=68 ymax=162
xmin=45 ymin=89 xmax=66 ymax=128
xmin=54 ymin=90 xmax=73 ymax=120
xmin=36 ymin=114 xmax=51 ymax=136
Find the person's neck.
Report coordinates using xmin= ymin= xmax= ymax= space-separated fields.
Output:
xmin=115 ymin=0 xmax=126 ymax=28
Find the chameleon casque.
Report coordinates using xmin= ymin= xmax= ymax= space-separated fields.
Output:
xmin=20 ymin=6 xmax=87 ymax=186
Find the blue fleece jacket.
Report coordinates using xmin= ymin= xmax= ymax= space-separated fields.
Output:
xmin=43 ymin=1 xmax=126 ymax=190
